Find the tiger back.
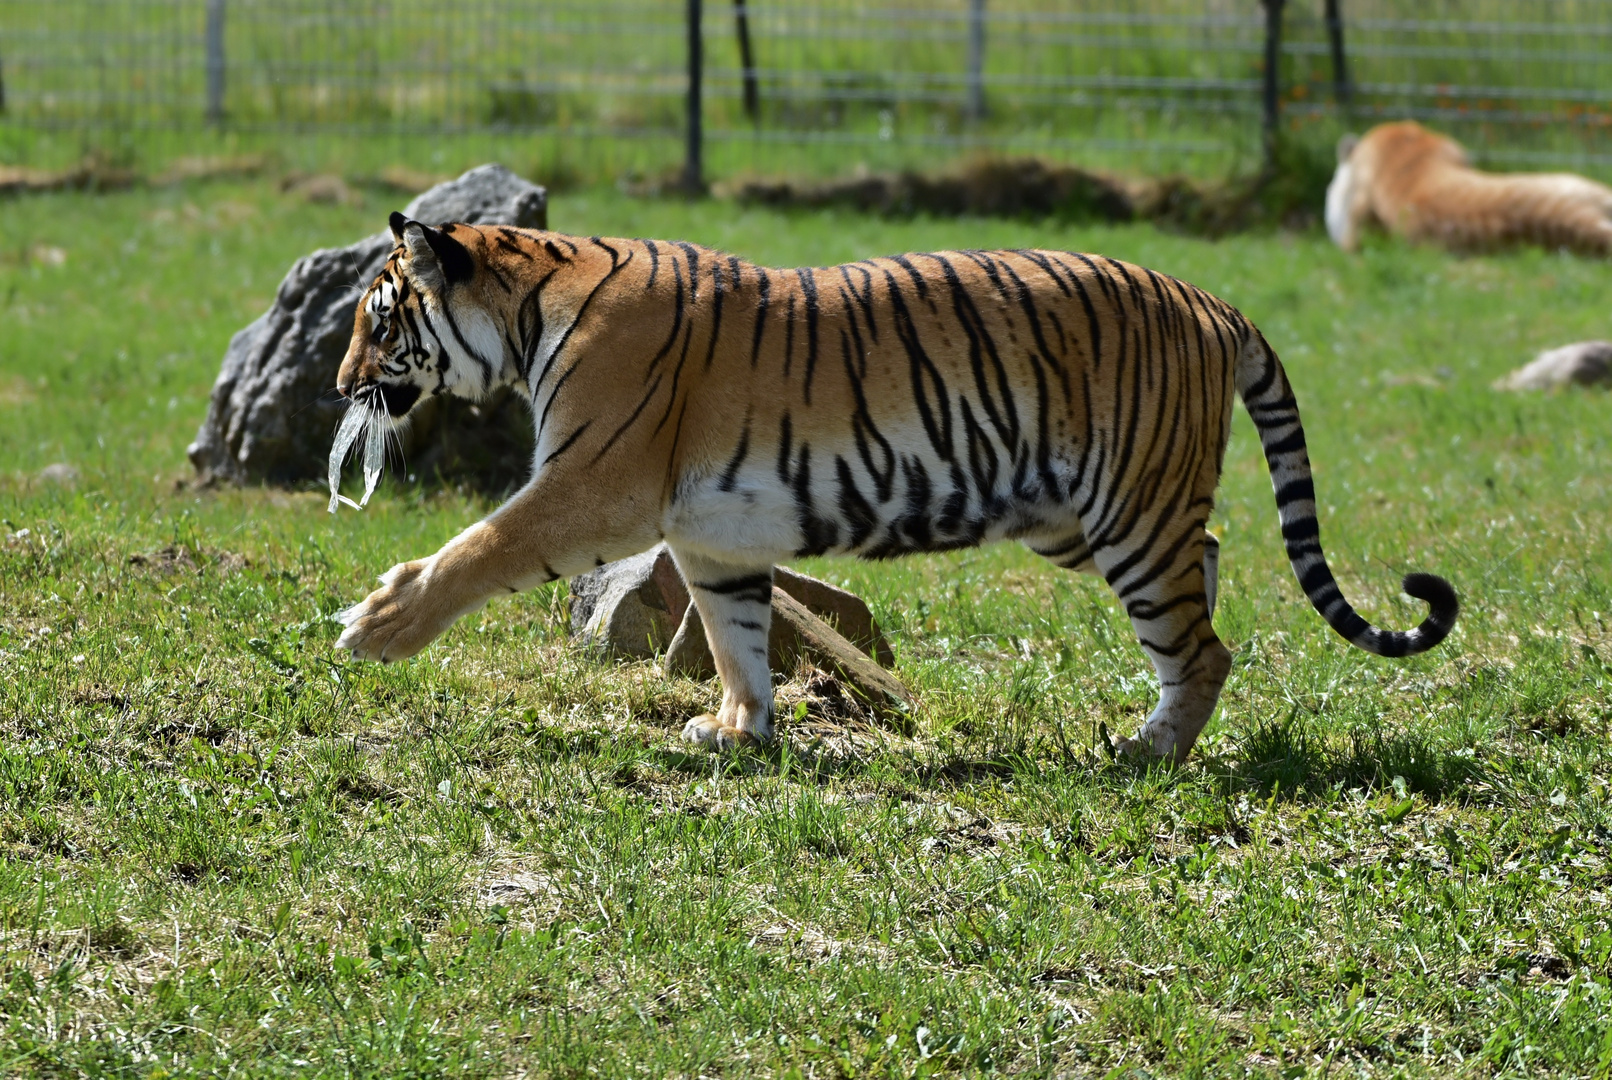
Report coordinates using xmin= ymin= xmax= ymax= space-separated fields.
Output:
xmin=331 ymin=215 xmax=1458 ymax=762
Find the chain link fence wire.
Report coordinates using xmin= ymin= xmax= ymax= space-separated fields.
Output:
xmin=1 ymin=1 xmax=1609 ymax=180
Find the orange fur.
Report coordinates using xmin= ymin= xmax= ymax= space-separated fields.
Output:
xmin=1327 ymin=121 xmax=1612 ymax=255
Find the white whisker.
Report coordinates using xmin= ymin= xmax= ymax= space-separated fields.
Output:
xmin=358 ymin=397 xmax=386 ymax=507
xmin=384 ymin=410 xmax=410 ymax=482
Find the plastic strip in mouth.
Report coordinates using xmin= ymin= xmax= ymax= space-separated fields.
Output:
xmin=327 ymin=401 xmax=387 ymax=513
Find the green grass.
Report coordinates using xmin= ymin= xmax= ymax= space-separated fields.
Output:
xmin=2 ymin=177 xmax=1612 ymax=1077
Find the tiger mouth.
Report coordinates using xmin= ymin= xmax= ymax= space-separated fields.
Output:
xmin=373 ymin=381 xmax=423 ymax=418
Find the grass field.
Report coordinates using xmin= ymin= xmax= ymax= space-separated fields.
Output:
xmin=2 ymin=176 xmax=1612 ymax=1077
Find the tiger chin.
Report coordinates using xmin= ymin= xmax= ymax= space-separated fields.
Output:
xmin=1327 ymin=120 xmax=1612 ymax=256
xmin=333 ymin=210 xmax=1459 ymax=764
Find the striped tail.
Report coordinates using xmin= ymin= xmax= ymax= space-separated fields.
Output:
xmin=1234 ymin=330 xmax=1458 ymax=657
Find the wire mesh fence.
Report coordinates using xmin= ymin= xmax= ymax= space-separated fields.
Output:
xmin=2 ymin=1 xmax=1610 ymax=181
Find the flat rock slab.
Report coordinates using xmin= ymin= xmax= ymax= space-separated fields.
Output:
xmin=664 ymin=589 xmax=911 ymax=724
xmin=1494 ymin=341 xmax=1612 ymax=391
xmin=571 ymin=545 xmax=894 ymax=667
xmin=773 ymin=566 xmax=896 ymax=668
xmin=187 ymin=164 xmax=547 ymax=489
xmin=569 ymin=545 xmax=907 ymax=723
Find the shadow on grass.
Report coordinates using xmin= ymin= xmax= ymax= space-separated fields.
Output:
xmin=1220 ymin=716 xmax=1493 ymax=802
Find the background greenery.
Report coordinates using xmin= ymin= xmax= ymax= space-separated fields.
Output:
xmin=5 ymin=0 xmax=1611 ymax=185
xmin=1 ymin=175 xmax=1610 ymax=1076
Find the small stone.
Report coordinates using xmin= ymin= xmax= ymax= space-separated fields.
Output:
xmin=38 ymin=462 xmax=78 ymax=486
xmin=663 ymin=603 xmax=719 ymax=680
xmin=649 ymin=547 xmax=692 ymax=624
xmin=1494 ymin=341 xmax=1612 ymax=391
xmin=663 ymin=587 xmax=911 ymax=726
xmin=577 ymin=548 xmax=909 ymax=723
xmin=659 ymin=563 xmax=895 ymax=672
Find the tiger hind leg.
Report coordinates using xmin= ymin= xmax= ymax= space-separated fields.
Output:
xmin=1099 ymin=526 xmax=1231 ymax=764
xmin=670 ymin=548 xmax=777 ymax=750
xmin=1025 ymin=525 xmax=1225 ymax=760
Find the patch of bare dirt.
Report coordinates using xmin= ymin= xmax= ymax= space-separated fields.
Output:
xmin=731 ymin=149 xmax=1331 ymax=237
xmin=0 ymin=155 xmax=136 ymax=196
xmin=776 ymin=665 xmax=915 ymax=763
xmin=69 ymin=686 xmax=131 ymax=713
xmin=126 ymin=545 xmax=249 ymax=576
xmin=732 ymin=156 xmax=1134 ymax=223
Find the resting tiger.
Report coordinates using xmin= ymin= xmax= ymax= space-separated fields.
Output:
xmin=1326 ymin=120 xmax=1612 ymax=255
xmin=333 ymin=212 xmax=1458 ymax=763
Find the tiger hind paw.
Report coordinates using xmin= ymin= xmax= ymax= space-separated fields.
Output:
xmin=681 ymin=714 xmax=762 ymax=751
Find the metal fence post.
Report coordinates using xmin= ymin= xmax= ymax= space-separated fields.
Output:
xmin=206 ymin=0 xmax=226 ymax=126
xmin=1324 ymin=0 xmax=1351 ymax=107
xmin=683 ymin=0 xmax=704 ymax=193
xmin=735 ymin=1 xmax=758 ymax=124
xmin=1260 ymin=0 xmax=1285 ymax=167
xmin=966 ymin=0 xmax=986 ymax=121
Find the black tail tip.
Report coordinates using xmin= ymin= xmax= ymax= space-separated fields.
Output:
xmin=1401 ymin=571 xmax=1460 ymax=649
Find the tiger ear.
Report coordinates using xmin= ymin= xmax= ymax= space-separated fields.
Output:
xmin=396 ymin=215 xmax=475 ymax=293
xmin=389 ymin=210 xmax=409 ymax=242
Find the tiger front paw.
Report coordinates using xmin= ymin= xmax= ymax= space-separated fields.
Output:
xmin=335 ymin=559 xmax=461 ymax=663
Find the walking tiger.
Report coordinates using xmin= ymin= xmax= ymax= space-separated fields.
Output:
xmin=332 ymin=212 xmax=1458 ymax=762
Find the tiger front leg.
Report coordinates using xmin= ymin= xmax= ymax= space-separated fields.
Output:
xmin=337 ymin=474 xmax=663 ymax=664
xmin=672 ymin=549 xmax=777 ymax=750
xmin=336 ymin=555 xmax=490 ymax=663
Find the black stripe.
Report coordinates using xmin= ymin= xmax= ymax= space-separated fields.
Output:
xmin=835 ymin=456 xmax=878 ymax=549
xmin=542 ymin=420 xmax=593 ymax=466
xmin=693 ymin=573 xmax=773 ymax=604
xmin=795 ymin=268 xmax=820 ymax=404
xmin=717 ymin=421 xmax=751 ymax=492
xmin=880 ymin=264 xmax=954 ymax=462
xmin=1262 ymin=430 xmax=1307 ymax=457
xmin=703 ymin=257 xmax=726 ymax=371
xmin=749 ymin=269 xmax=771 ymax=368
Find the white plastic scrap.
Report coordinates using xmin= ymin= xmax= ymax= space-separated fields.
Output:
xmin=327 ymin=403 xmax=386 ymax=513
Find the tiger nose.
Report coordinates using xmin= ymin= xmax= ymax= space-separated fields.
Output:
xmin=337 ymin=356 xmax=374 ymax=398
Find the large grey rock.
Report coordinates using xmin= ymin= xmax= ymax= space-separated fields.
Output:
xmin=187 ymin=164 xmax=547 ymax=487
xmin=568 ymin=547 xmax=685 ymax=659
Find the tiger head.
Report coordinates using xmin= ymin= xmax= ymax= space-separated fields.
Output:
xmin=337 ymin=212 xmax=510 ymax=420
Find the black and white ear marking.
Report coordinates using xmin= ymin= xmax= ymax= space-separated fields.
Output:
xmin=395 ymin=215 xmax=475 ymax=293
